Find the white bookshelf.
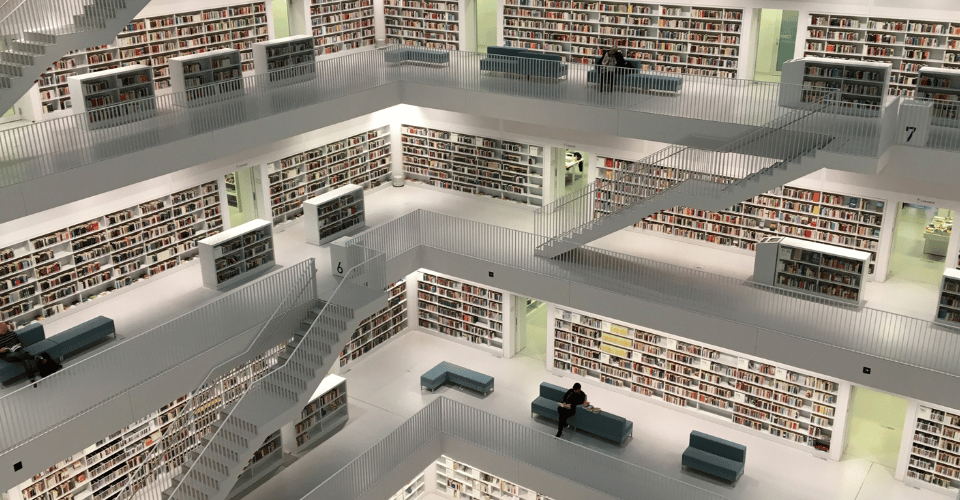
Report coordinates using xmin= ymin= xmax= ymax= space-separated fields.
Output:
xmin=230 ymin=430 xmax=283 ymax=496
xmin=11 ymin=343 xmax=287 ymax=500
xmin=198 ymin=219 xmax=275 ymax=290
xmin=779 ymin=57 xmax=890 ymax=116
xmin=284 ymin=375 xmax=348 ymax=452
xmin=389 ymin=472 xmax=426 ymax=500
xmin=434 ymin=455 xmax=557 ymax=500
xmin=338 ymin=280 xmax=408 ymax=369
xmin=401 ymin=124 xmax=545 ymax=206
xmin=0 ymin=181 xmax=222 ymax=327
xmin=68 ymin=64 xmax=157 ymax=130
xmin=500 ymin=1 xmax=743 ymax=77
xmin=253 ymin=35 xmax=317 ymax=85
xmin=907 ymin=404 xmax=960 ymax=493
xmin=29 ymin=1 xmax=270 ymax=120
xmin=304 ymin=184 xmax=365 ymax=245
xmin=169 ymin=48 xmax=244 ymax=106
xmin=384 ymin=0 xmax=460 ymax=50
xmin=299 ymin=0 xmax=377 ymax=56
xmin=753 ymin=236 xmax=869 ymax=305
xmin=596 ymin=157 xmax=888 ymax=276
xmin=935 ymin=268 xmax=960 ymax=327
xmin=266 ymin=125 xmax=392 ymax=226
xmin=416 ymin=271 xmax=506 ymax=354
xmin=551 ymin=305 xmax=842 ymax=456
xmin=917 ymin=66 xmax=960 ymax=128
xmin=804 ymin=12 xmax=960 ymax=97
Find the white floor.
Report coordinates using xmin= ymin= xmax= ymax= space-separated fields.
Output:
xmin=237 ymin=329 xmax=946 ymax=500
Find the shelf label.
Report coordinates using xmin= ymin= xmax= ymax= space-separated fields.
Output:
xmin=918 ymin=406 xmax=931 ymax=420
xmin=737 ymin=357 xmax=749 ymax=369
xmin=664 ymin=338 xmax=678 ymax=350
xmin=607 ymin=322 xmax=629 ymax=337
xmin=600 ymin=353 xmax=610 ymax=364
xmin=775 ymin=368 xmax=788 ymax=380
xmin=734 ymin=392 xmax=745 ymax=403
xmin=700 ymin=359 xmax=713 ymax=370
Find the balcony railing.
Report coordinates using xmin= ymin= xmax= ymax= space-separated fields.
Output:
xmin=302 ymin=397 xmax=729 ymax=500
xmin=0 ymin=46 xmax=888 ymax=189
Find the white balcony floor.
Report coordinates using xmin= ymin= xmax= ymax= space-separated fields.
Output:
xmin=236 ymin=330 xmax=945 ymax=500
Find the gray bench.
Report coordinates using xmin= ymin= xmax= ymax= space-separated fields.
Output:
xmin=531 ymin=382 xmax=633 ymax=444
xmin=421 ymin=361 xmax=494 ymax=395
xmin=586 ymin=56 xmax=682 ymax=94
xmin=384 ymin=47 xmax=450 ymax=66
xmin=0 ymin=316 xmax=116 ymax=384
xmin=480 ymin=46 xmax=568 ymax=80
xmin=682 ymin=430 xmax=746 ymax=482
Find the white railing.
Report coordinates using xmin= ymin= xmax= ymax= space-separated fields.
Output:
xmin=0 ymin=46 xmax=887 ymax=189
xmin=349 ymin=210 xmax=960 ymax=379
xmin=0 ymin=259 xmax=317 ymax=455
xmin=0 ymin=0 xmax=126 ymax=44
xmin=302 ymin=397 xmax=729 ymax=500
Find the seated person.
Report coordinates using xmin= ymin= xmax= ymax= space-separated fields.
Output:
xmin=35 ymin=352 xmax=61 ymax=379
xmin=0 ymin=322 xmax=39 ymax=382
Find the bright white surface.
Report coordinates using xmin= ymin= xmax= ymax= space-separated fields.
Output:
xmin=200 ymin=218 xmax=271 ymax=246
xmin=307 ymin=374 xmax=345 ymax=402
xmin=303 ymin=184 xmax=362 ymax=208
xmin=943 ymin=268 xmax=960 ymax=280
xmin=779 ymin=236 xmax=873 ymax=261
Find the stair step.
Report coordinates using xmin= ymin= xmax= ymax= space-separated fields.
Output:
xmin=21 ymin=31 xmax=56 ymax=45
xmin=0 ymin=52 xmax=33 ymax=66
xmin=166 ymin=473 xmax=220 ymax=500
xmin=73 ymin=15 xmax=109 ymax=29
xmin=82 ymin=4 xmax=118 ymax=18
xmin=226 ymin=390 xmax=299 ymax=428
xmin=193 ymin=435 xmax=249 ymax=463
xmin=9 ymin=41 xmax=45 ymax=55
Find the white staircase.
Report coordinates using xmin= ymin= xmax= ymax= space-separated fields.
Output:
xmin=0 ymin=0 xmax=149 ymax=113
xmin=161 ymin=281 xmax=386 ymax=500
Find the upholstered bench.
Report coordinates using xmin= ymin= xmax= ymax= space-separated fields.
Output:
xmin=681 ymin=431 xmax=746 ymax=482
xmin=586 ymin=57 xmax=683 ymax=94
xmin=384 ymin=47 xmax=450 ymax=66
xmin=480 ymin=46 xmax=568 ymax=80
xmin=420 ymin=361 xmax=494 ymax=395
xmin=530 ymin=382 xmax=633 ymax=445
xmin=0 ymin=316 xmax=116 ymax=384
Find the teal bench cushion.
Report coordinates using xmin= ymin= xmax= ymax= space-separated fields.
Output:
xmin=421 ymin=361 xmax=494 ymax=393
xmin=17 ymin=323 xmax=44 ymax=346
xmin=539 ymin=381 xmax=567 ymax=401
xmin=385 ymin=48 xmax=450 ymax=65
xmin=530 ymin=382 xmax=632 ymax=444
xmin=53 ymin=316 xmax=115 ymax=358
xmin=683 ymin=431 xmax=746 ymax=482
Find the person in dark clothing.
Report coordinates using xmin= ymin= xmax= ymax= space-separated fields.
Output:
xmin=35 ymin=352 xmax=61 ymax=379
xmin=556 ymin=382 xmax=589 ymax=437
xmin=597 ymin=48 xmax=632 ymax=92
xmin=0 ymin=321 xmax=39 ymax=382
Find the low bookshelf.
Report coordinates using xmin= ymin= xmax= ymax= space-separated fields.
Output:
xmin=551 ymin=305 xmax=844 ymax=456
xmin=230 ymin=430 xmax=283 ymax=497
xmin=917 ymin=67 xmax=960 ymax=128
xmin=416 ymin=270 xmax=506 ymax=355
xmin=253 ymin=35 xmax=317 ymax=85
xmin=779 ymin=57 xmax=890 ymax=116
xmin=0 ymin=181 xmax=223 ymax=327
xmin=68 ymin=64 xmax=157 ymax=130
xmin=282 ymin=374 xmax=348 ymax=454
xmin=383 ymin=0 xmax=460 ymax=50
xmin=169 ymin=48 xmax=244 ymax=106
xmin=401 ymin=124 xmax=545 ymax=206
xmin=596 ymin=156 xmax=888 ymax=275
xmin=10 ymin=343 xmax=287 ymax=500
xmin=304 ymin=184 xmax=365 ymax=245
xmin=753 ymin=236 xmax=869 ymax=306
xmin=500 ymin=1 xmax=743 ymax=77
xmin=907 ymin=404 xmax=960 ymax=493
xmin=338 ymin=280 xmax=408 ymax=370
xmin=266 ymin=125 xmax=391 ymax=227
xmin=389 ymin=472 xmax=425 ymax=500
xmin=199 ymin=219 xmax=275 ymax=290
xmin=936 ymin=269 xmax=960 ymax=327
xmin=434 ymin=455 xmax=557 ymax=500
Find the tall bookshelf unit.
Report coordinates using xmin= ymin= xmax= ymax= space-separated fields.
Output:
xmin=435 ymin=456 xmax=557 ymax=500
xmin=401 ymin=124 xmax=545 ymax=206
xmin=304 ymin=184 xmax=365 ymax=245
xmin=199 ymin=219 xmax=275 ymax=290
xmin=169 ymin=49 xmax=245 ymax=106
xmin=596 ymin=156 xmax=888 ymax=275
xmin=0 ymin=181 xmax=222 ymax=327
xmin=416 ymin=271 xmax=506 ymax=355
xmin=266 ymin=125 xmax=391 ymax=227
xmin=300 ymin=0 xmax=377 ymax=56
xmin=384 ymin=0 xmax=460 ymax=50
xmin=252 ymin=35 xmax=317 ymax=85
xmin=754 ymin=236 xmax=869 ymax=305
xmin=68 ymin=65 xmax=157 ymax=129
xmin=500 ymin=1 xmax=743 ymax=77
xmin=935 ymin=268 xmax=960 ymax=326
xmin=551 ymin=305 xmax=843 ymax=456
xmin=283 ymin=375 xmax=348 ymax=453
xmin=30 ymin=1 xmax=270 ymax=119
xmin=390 ymin=472 xmax=426 ymax=500
xmin=908 ymin=404 xmax=960 ymax=493
xmin=917 ymin=67 xmax=960 ymax=128
xmin=802 ymin=12 xmax=960 ymax=97
xmin=11 ymin=343 xmax=287 ymax=500
xmin=779 ymin=57 xmax=890 ymax=115
xmin=339 ymin=280 xmax=408 ymax=369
